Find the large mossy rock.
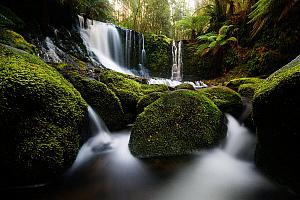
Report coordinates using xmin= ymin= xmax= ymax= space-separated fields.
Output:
xmin=68 ymin=75 xmax=125 ymax=131
xmin=141 ymin=83 xmax=169 ymax=94
xmin=237 ymin=83 xmax=257 ymax=99
xmin=0 ymin=44 xmax=87 ymax=186
xmin=129 ymin=90 xmax=226 ymax=158
xmin=99 ymin=70 xmax=145 ymax=124
xmin=253 ymin=63 xmax=300 ymax=194
xmin=0 ymin=29 xmax=36 ymax=54
xmin=175 ymin=83 xmax=195 ymax=90
xmin=136 ymin=92 xmax=165 ymax=114
xmin=225 ymin=77 xmax=264 ymax=91
xmin=198 ymin=86 xmax=243 ymax=118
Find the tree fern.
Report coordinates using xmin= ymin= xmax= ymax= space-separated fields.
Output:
xmin=248 ymin=0 xmax=299 ymax=38
xmin=196 ymin=24 xmax=237 ymax=56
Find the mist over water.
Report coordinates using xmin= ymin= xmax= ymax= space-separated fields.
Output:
xmin=54 ymin=113 xmax=296 ymax=200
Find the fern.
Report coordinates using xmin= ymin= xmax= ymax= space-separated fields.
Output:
xmin=248 ymin=0 xmax=299 ymax=38
xmin=196 ymin=24 xmax=237 ymax=56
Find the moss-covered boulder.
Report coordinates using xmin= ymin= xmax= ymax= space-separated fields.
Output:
xmin=198 ymin=86 xmax=243 ymax=118
xmin=129 ymin=90 xmax=226 ymax=158
xmin=141 ymin=83 xmax=169 ymax=94
xmin=99 ymin=70 xmax=143 ymax=124
xmin=175 ymin=83 xmax=195 ymax=90
xmin=0 ymin=29 xmax=36 ymax=54
xmin=225 ymin=77 xmax=264 ymax=91
xmin=136 ymin=92 xmax=165 ymax=114
xmin=253 ymin=63 xmax=300 ymax=194
xmin=0 ymin=44 xmax=87 ymax=186
xmin=237 ymin=83 xmax=257 ymax=99
xmin=68 ymin=75 xmax=125 ymax=131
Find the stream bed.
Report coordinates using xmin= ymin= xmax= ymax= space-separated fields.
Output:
xmin=2 ymin=115 xmax=297 ymax=200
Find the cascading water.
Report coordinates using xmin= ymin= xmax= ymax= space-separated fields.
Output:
xmin=70 ymin=106 xmax=112 ymax=170
xmin=148 ymin=40 xmax=207 ymax=89
xmin=78 ymin=16 xmax=132 ymax=75
xmin=125 ymin=29 xmax=133 ymax=69
xmin=171 ymin=40 xmax=183 ymax=81
xmin=42 ymin=37 xmax=63 ymax=63
xmin=18 ymin=114 xmax=296 ymax=200
xmin=138 ymin=34 xmax=148 ymax=77
xmin=78 ymin=16 xmax=149 ymax=77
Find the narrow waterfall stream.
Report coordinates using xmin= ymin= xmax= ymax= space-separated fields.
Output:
xmin=27 ymin=113 xmax=294 ymax=200
xmin=171 ymin=40 xmax=183 ymax=81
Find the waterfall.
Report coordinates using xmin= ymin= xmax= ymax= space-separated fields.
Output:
xmin=223 ymin=114 xmax=256 ymax=160
xmin=70 ymin=106 xmax=112 ymax=170
xmin=125 ymin=29 xmax=132 ymax=69
xmin=171 ymin=40 xmax=183 ymax=81
xmin=42 ymin=37 xmax=63 ymax=63
xmin=138 ymin=34 xmax=148 ymax=77
xmin=78 ymin=15 xmax=132 ymax=75
xmin=78 ymin=15 xmax=148 ymax=77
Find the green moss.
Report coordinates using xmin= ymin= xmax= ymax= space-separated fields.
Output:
xmin=129 ymin=90 xmax=226 ymax=158
xmin=141 ymin=84 xmax=169 ymax=94
xmin=136 ymin=92 xmax=165 ymax=114
xmin=238 ymin=83 xmax=258 ymax=99
xmin=198 ymin=86 xmax=243 ymax=118
xmin=175 ymin=83 xmax=195 ymax=90
xmin=253 ymin=63 xmax=300 ymax=193
xmin=225 ymin=77 xmax=264 ymax=91
xmin=0 ymin=44 xmax=87 ymax=185
xmin=68 ymin=75 xmax=125 ymax=131
xmin=0 ymin=29 xmax=36 ymax=54
xmin=99 ymin=70 xmax=143 ymax=124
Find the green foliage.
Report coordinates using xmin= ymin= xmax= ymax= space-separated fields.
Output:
xmin=58 ymin=0 xmax=112 ymax=21
xmin=116 ymin=0 xmax=171 ymax=36
xmin=129 ymin=90 xmax=226 ymax=158
xmin=196 ymin=25 xmax=237 ymax=56
xmin=0 ymin=29 xmax=36 ymax=54
xmin=0 ymin=5 xmax=24 ymax=28
xmin=246 ymin=47 xmax=283 ymax=76
xmin=175 ymin=15 xmax=211 ymax=39
xmin=0 ymin=44 xmax=87 ymax=185
xmin=199 ymin=86 xmax=243 ymax=118
xmin=248 ymin=0 xmax=299 ymax=38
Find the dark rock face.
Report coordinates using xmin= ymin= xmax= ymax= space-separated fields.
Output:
xmin=129 ymin=90 xmax=227 ymax=158
xmin=253 ymin=59 xmax=300 ymax=194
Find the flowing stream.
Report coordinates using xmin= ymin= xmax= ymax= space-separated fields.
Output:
xmin=21 ymin=112 xmax=293 ymax=200
xmin=3 ymin=110 xmax=297 ymax=200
